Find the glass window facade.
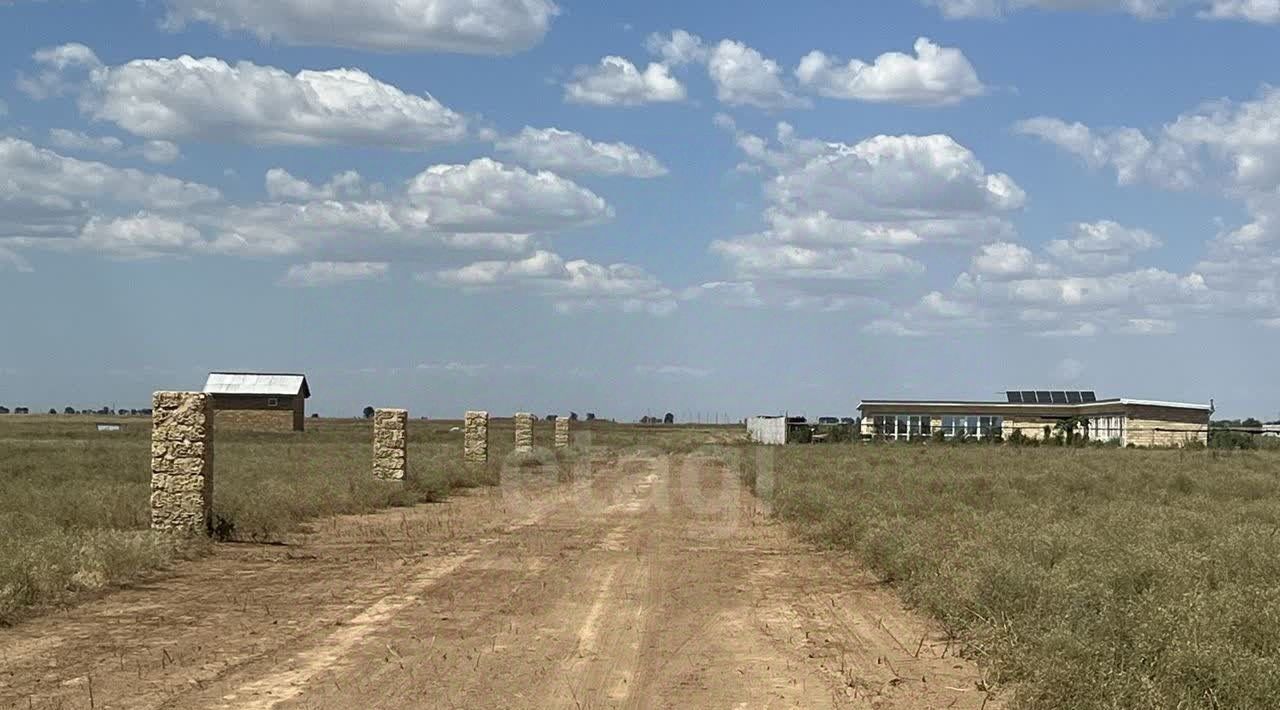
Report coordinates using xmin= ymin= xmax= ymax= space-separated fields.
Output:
xmin=872 ymin=414 xmax=1002 ymax=440
xmin=1089 ymin=415 xmax=1125 ymax=442
xmin=872 ymin=415 xmax=932 ymax=440
xmin=866 ymin=408 xmax=1127 ymax=443
xmin=941 ymin=415 xmax=1003 ymax=439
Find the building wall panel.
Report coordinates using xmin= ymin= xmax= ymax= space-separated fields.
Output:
xmin=747 ymin=417 xmax=788 ymax=445
xmin=213 ymin=409 xmax=297 ymax=432
xmin=210 ymin=394 xmax=304 ymax=432
xmin=1123 ymin=405 xmax=1209 ymax=448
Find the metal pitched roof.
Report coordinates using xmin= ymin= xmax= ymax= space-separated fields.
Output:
xmin=203 ymin=372 xmax=310 ymax=398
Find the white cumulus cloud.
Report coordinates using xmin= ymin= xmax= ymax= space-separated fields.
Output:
xmin=265 ymin=169 xmax=369 ymax=201
xmin=193 ymin=158 xmax=607 ymax=260
xmin=563 ymin=56 xmax=685 ymax=106
xmin=280 ymin=261 xmax=389 ymax=287
xmin=1045 ymin=220 xmax=1162 ymax=273
xmin=405 ymin=158 xmax=612 ymax=232
xmin=925 ymin=0 xmax=1187 ymax=20
xmin=48 ymin=50 xmax=468 ymax=149
xmin=645 ymin=30 xmax=708 ymax=66
xmin=710 ymin=240 xmax=924 ymax=282
xmin=495 ymin=127 xmax=667 ymax=177
xmin=795 ymin=37 xmax=986 ymax=106
xmin=972 ymin=242 xmax=1046 ymax=278
xmin=48 ymin=129 xmax=124 ymax=155
xmin=926 ymin=0 xmax=1279 ymax=21
xmin=17 ymin=42 xmax=102 ymax=99
xmin=770 ymin=133 xmax=1026 ymax=221
xmin=708 ymin=121 xmax=1025 ymax=310
xmin=140 ymin=141 xmax=181 ymax=164
xmin=707 ymin=40 xmax=808 ymax=109
xmin=1200 ymin=0 xmax=1280 ymax=22
xmin=162 ymin=0 xmax=559 ymax=54
xmin=1014 ymin=116 xmax=1198 ymax=189
xmin=434 ymin=249 xmax=675 ymax=313
xmin=76 ymin=212 xmax=206 ymax=259
xmin=0 ymin=137 xmax=219 ymax=240
xmin=0 ymin=246 xmax=33 ymax=273
xmin=1019 ymin=87 xmax=1280 ymax=327
xmin=47 ymin=129 xmax=181 ymax=164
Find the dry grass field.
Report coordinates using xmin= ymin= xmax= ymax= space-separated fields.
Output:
xmin=739 ymin=443 xmax=1280 ymax=709
xmin=8 ymin=414 xmax=1280 ymax=708
xmin=0 ymin=415 xmax=508 ymax=624
xmin=0 ymin=415 xmax=734 ymax=625
xmin=3 ymin=421 xmax=992 ymax=709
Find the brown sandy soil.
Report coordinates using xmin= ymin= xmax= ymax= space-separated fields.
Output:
xmin=0 ymin=452 xmax=998 ymax=709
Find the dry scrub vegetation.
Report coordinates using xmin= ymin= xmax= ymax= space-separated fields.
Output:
xmin=0 ymin=416 xmax=509 ymax=624
xmin=0 ymin=416 xmax=735 ymax=625
xmin=740 ymin=443 xmax=1280 ymax=709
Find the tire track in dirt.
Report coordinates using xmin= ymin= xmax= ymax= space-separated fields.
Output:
xmin=0 ymin=451 xmax=998 ymax=709
xmin=213 ymin=505 xmax=553 ymax=710
xmin=203 ymin=462 xmax=627 ymax=710
xmin=545 ymin=461 xmax=661 ymax=708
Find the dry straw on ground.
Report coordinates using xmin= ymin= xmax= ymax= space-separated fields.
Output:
xmin=739 ymin=443 xmax=1280 ymax=709
xmin=0 ymin=416 xmax=506 ymax=624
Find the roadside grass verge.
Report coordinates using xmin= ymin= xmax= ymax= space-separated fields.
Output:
xmin=0 ymin=416 xmax=736 ymax=624
xmin=740 ymin=444 xmax=1280 ymax=709
xmin=0 ymin=417 xmax=503 ymax=624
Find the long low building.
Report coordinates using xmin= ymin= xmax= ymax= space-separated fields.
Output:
xmin=858 ymin=390 xmax=1212 ymax=448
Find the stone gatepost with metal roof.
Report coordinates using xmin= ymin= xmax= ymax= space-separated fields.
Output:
xmin=514 ymin=413 xmax=534 ymax=453
xmin=151 ymin=391 xmax=214 ymax=535
xmin=373 ymin=408 xmax=408 ymax=481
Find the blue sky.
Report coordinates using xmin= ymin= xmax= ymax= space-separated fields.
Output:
xmin=1 ymin=0 xmax=1279 ymax=420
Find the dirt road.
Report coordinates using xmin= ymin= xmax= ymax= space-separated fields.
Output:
xmin=0 ymin=451 xmax=996 ymax=709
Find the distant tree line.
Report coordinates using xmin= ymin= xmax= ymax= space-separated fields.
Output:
xmin=0 ymin=406 xmax=151 ymax=416
xmin=1208 ymin=418 xmax=1279 ymax=450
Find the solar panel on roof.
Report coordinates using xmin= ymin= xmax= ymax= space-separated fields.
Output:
xmin=1051 ymin=391 xmax=1069 ymax=404
xmin=1066 ymin=391 xmax=1083 ymax=404
xmin=1007 ymin=391 xmax=1023 ymax=403
xmin=1081 ymin=391 xmax=1097 ymax=402
xmin=1036 ymin=391 xmax=1052 ymax=403
xmin=1021 ymin=391 xmax=1037 ymax=403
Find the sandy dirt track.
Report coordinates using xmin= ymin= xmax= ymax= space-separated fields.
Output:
xmin=0 ymin=451 xmax=997 ymax=709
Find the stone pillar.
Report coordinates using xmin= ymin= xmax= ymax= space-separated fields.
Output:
xmin=465 ymin=411 xmax=489 ymax=463
xmin=514 ymin=412 xmax=534 ymax=453
xmin=151 ymin=391 xmax=214 ymax=535
xmin=554 ymin=416 xmax=570 ymax=449
xmin=373 ymin=408 xmax=408 ymax=481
